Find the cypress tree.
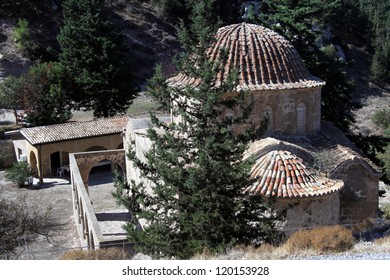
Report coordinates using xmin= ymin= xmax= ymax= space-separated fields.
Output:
xmin=58 ymin=0 xmax=137 ymax=117
xmin=114 ymin=0 xmax=283 ymax=259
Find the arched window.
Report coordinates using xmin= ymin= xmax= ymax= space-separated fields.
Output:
xmin=264 ymin=106 xmax=273 ymax=131
xmin=297 ymin=103 xmax=307 ymax=134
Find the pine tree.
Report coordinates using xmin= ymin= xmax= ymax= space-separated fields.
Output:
xmin=113 ymin=0 xmax=283 ymax=259
xmin=58 ymin=0 xmax=137 ymax=117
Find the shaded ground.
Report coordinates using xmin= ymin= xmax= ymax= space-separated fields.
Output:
xmin=0 ymin=170 xmax=126 ymax=260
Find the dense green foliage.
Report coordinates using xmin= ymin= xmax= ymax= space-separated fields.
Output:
xmin=371 ymin=109 xmax=390 ymax=179
xmin=113 ymin=0 xmax=283 ymax=259
xmin=58 ymin=0 xmax=137 ymax=117
xmin=152 ymin=0 xmax=240 ymax=25
xmin=372 ymin=109 xmax=390 ymax=136
xmin=12 ymin=19 xmax=37 ymax=56
xmin=0 ymin=62 xmax=72 ymax=126
xmin=5 ymin=161 xmax=33 ymax=187
xmin=352 ymin=0 xmax=390 ymax=86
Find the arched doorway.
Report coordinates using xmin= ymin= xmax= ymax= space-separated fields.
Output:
xmin=50 ymin=151 xmax=70 ymax=175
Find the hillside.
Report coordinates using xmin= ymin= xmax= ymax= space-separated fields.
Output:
xmin=0 ymin=0 xmax=389 ymax=135
xmin=0 ymin=0 xmax=180 ymax=85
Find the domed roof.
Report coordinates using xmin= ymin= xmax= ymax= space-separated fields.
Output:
xmin=244 ymin=149 xmax=344 ymax=198
xmin=168 ymin=23 xmax=325 ymax=91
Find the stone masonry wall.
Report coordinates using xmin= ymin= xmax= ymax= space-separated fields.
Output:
xmin=336 ymin=163 xmax=379 ymax=224
xmin=275 ymin=192 xmax=340 ymax=235
xmin=249 ymin=87 xmax=322 ymax=135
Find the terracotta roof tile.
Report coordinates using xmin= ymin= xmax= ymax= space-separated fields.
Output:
xmin=244 ymin=149 xmax=344 ymax=198
xmin=168 ymin=23 xmax=325 ymax=91
xmin=21 ymin=116 xmax=128 ymax=145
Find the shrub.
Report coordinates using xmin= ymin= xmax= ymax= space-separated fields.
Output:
xmin=12 ymin=19 xmax=37 ymax=57
xmin=61 ymin=247 xmax=131 ymax=260
xmin=5 ymin=161 xmax=33 ymax=187
xmin=374 ymin=235 xmax=390 ymax=246
xmin=351 ymin=218 xmax=375 ymax=233
xmin=284 ymin=225 xmax=355 ymax=254
xmin=380 ymin=204 xmax=390 ymax=220
xmin=372 ymin=109 xmax=390 ymax=132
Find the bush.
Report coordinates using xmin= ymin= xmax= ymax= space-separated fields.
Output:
xmin=372 ymin=108 xmax=390 ymax=132
xmin=5 ymin=161 xmax=33 ymax=187
xmin=12 ymin=19 xmax=37 ymax=57
xmin=374 ymin=235 xmax=390 ymax=246
xmin=381 ymin=204 xmax=390 ymax=220
xmin=61 ymin=247 xmax=131 ymax=260
xmin=284 ymin=225 xmax=355 ymax=254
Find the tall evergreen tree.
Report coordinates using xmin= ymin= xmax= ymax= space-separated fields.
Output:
xmin=58 ymin=0 xmax=137 ymax=117
xmin=113 ymin=0 xmax=282 ymax=259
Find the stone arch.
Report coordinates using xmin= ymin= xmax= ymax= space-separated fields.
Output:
xmin=75 ymin=150 xmax=126 ymax=190
xmin=296 ymin=103 xmax=307 ymax=134
xmin=29 ymin=151 xmax=38 ymax=177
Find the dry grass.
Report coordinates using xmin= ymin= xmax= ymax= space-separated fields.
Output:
xmin=192 ymin=244 xmax=291 ymax=260
xmin=374 ymin=235 xmax=390 ymax=246
xmin=283 ymin=225 xmax=355 ymax=254
xmin=193 ymin=225 xmax=357 ymax=259
xmin=351 ymin=218 xmax=375 ymax=233
xmin=60 ymin=247 xmax=131 ymax=260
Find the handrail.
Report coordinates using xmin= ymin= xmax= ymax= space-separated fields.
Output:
xmin=70 ymin=154 xmax=104 ymax=248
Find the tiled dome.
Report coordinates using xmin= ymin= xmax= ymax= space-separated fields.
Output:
xmin=244 ymin=149 xmax=344 ymax=198
xmin=168 ymin=22 xmax=325 ymax=91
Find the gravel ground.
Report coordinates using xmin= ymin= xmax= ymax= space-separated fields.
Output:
xmin=291 ymin=252 xmax=390 ymax=260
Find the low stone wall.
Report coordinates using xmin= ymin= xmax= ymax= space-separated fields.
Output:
xmin=70 ymin=150 xmax=130 ymax=250
xmin=0 ymin=140 xmax=15 ymax=169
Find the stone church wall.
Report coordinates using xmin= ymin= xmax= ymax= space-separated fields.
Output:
xmin=249 ymin=87 xmax=322 ymax=135
xmin=335 ymin=163 xmax=379 ymax=224
xmin=274 ymin=192 xmax=340 ymax=235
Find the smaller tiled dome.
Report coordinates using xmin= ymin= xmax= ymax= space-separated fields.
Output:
xmin=244 ymin=150 xmax=344 ymax=198
xmin=168 ymin=22 xmax=325 ymax=91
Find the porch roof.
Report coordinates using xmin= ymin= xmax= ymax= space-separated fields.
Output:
xmin=21 ymin=116 xmax=128 ymax=145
